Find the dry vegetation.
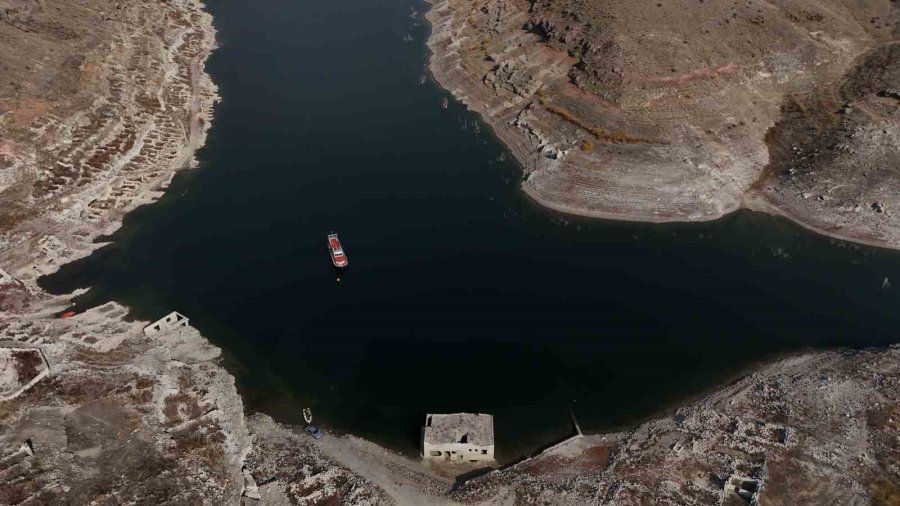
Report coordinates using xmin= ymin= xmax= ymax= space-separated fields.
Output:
xmin=11 ymin=349 xmax=42 ymax=384
xmin=542 ymin=103 xmax=659 ymax=145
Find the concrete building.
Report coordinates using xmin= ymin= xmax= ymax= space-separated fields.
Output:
xmin=422 ymin=413 xmax=495 ymax=463
xmin=143 ymin=311 xmax=189 ymax=337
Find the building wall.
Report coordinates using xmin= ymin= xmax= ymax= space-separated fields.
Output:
xmin=143 ymin=311 xmax=189 ymax=337
xmin=422 ymin=441 xmax=494 ymax=462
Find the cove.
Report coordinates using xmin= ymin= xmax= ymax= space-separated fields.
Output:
xmin=41 ymin=0 xmax=900 ymax=461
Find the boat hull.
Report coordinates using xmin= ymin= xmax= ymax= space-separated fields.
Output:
xmin=328 ymin=233 xmax=348 ymax=268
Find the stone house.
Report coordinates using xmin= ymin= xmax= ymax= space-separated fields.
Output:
xmin=422 ymin=413 xmax=495 ymax=463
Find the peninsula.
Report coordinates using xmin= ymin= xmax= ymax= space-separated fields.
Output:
xmin=427 ymin=0 xmax=900 ymax=248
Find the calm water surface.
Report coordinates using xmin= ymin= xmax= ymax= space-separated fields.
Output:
xmin=42 ymin=0 xmax=900 ymax=460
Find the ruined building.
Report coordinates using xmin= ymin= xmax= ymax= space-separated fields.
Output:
xmin=422 ymin=413 xmax=495 ymax=463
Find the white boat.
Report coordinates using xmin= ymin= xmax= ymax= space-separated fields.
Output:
xmin=303 ymin=408 xmax=313 ymax=424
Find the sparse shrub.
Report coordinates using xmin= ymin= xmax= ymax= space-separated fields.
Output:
xmin=135 ymin=376 xmax=156 ymax=390
xmin=870 ymin=477 xmax=900 ymax=506
xmin=163 ymin=392 xmax=204 ymax=425
xmin=543 ymin=103 xmax=657 ymax=144
xmin=12 ymin=350 xmax=43 ymax=383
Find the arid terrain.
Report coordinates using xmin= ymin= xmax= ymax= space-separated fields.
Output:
xmin=0 ymin=0 xmax=386 ymax=504
xmin=427 ymin=0 xmax=900 ymax=248
xmin=452 ymin=347 xmax=900 ymax=505
xmin=1 ymin=0 xmax=900 ymax=504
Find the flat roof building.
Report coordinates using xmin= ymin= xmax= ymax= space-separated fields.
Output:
xmin=422 ymin=413 xmax=495 ymax=463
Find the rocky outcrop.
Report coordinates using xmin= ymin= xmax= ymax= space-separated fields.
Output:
xmin=427 ymin=0 xmax=900 ymax=248
xmin=752 ymin=43 xmax=900 ymax=248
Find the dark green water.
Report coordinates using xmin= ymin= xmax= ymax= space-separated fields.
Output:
xmin=41 ymin=0 xmax=900 ymax=461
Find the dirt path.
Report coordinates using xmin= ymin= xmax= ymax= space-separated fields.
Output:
xmin=315 ymin=435 xmax=459 ymax=505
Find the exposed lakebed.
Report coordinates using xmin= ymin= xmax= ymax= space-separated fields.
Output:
xmin=42 ymin=0 xmax=900 ymax=460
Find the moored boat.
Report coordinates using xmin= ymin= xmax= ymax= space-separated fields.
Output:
xmin=328 ymin=233 xmax=348 ymax=268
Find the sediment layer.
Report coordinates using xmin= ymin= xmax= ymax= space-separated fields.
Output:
xmin=426 ymin=0 xmax=900 ymax=247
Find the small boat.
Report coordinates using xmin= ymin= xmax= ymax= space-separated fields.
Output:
xmin=327 ymin=233 xmax=348 ymax=268
xmin=442 ymin=97 xmax=449 ymax=109
xmin=303 ymin=408 xmax=313 ymax=424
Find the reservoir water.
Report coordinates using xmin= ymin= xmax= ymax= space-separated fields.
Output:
xmin=42 ymin=0 xmax=900 ymax=460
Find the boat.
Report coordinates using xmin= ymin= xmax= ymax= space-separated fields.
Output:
xmin=442 ymin=97 xmax=449 ymax=110
xmin=303 ymin=408 xmax=313 ymax=424
xmin=327 ymin=233 xmax=348 ymax=268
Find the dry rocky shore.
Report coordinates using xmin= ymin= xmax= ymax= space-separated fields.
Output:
xmin=0 ymin=0 xmax=386 ymax=504
xmin=427 ymin=0 xmax=900 ymax=248
xmin=1 ymin=0 xmax=900 ymax=504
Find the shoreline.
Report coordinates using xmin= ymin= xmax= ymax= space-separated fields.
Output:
xmin=743 ymin=193 xmax=900 ymax=252
xmin=0 ymin=1 xmax=403 ymax=503
xmin=0 ymin=0 xmax=258 ymax=501
xmin=423 ymin=0 xmax=900 ymax=252
xmin=520 ymin=181 xmax=742 ymax=225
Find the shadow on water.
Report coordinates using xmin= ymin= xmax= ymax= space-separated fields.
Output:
xmin=38 ymin=0 xmax=900 ymax=461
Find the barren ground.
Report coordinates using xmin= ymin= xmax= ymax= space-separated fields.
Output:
xmin=0 ymin=1 xmax=388 ymax=504
xmin=426 ymin=0 xmax=900 ymax=248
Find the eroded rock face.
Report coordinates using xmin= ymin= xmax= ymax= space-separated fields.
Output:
xmin=758 ymin=44 xmax=900 ymax=247
xmin=427 ymin=0 xmax=900 ymax=246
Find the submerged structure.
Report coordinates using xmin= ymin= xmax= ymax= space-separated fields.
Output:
xmin=422 ymin=413 xmax=495 ymax=463
xmin=143 ymin=311 xmax=190 ymax=337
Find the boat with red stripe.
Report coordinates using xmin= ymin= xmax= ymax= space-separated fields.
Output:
xmin=328 ymin=233 xmax=348 ymax=268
